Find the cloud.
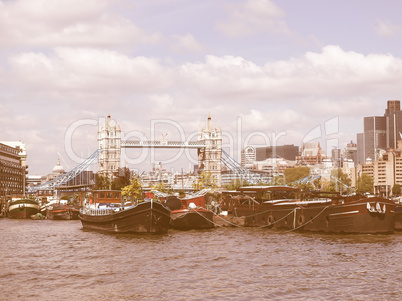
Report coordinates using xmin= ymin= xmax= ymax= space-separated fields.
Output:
xmin=179 ymin=45 xmax=402 ymax=101
xmin=0 ymin=0 xmax=161 ymax=48
xmin=7 ymin=47 xmax=174 ymax=97
xmin=216 ymin=0 xmax=291 ymax=37
xmin=375 ymin=19 xmax=402 ymax=37
xmin=171 ymin=33 xmax=205 ymax=53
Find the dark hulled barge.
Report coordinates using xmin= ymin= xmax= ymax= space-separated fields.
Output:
xmin=220 ymin=186 xmax=395 ymax=234
xmin=7 ymin=199 xmax=40 ymax=219
xmin=79 ymin=200 xmax=171 ymax=234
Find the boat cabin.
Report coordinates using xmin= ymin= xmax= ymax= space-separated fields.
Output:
xmin=92 ymin=190 xmax=122 ymax=205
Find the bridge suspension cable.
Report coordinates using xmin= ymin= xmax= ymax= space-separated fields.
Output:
xmin=221 ymin=150 xmax=263 ymax=184
xmin=29 ymin=149 xmax=103 ymax=193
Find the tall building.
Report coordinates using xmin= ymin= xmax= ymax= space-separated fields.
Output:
xmin=197 ymin=115 xmax=222 ymax=186
xmin=241 ymin=146 xmax=256 ymax=167
xmin=255 ymin=144 xmax=299 ymax=161
xmin=331 ymin=147 xmax=342 ymax=167
xmin=358 ymin=100 xmax=402 ymax=163
xmin=98 ymin=114 xmax=121 ymax=178
xmin=384 ymin=100 xmax=402 ymax=149
xmin=363 ymin=116 xmax=386 ymax=161
xmin=356 ymin=133 xmax=365 ymax=164
xmin=344 ymin=141 xmax=357 ymax=165
xmin=0 ymin=142 xmax=25 ymax=199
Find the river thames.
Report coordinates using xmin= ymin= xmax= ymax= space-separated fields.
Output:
xmin=0 ymin=219 xmax=401 ymax=300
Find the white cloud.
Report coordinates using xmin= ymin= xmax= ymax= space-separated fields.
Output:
xmin=0 ymin=0 xmax=161 ymax=48
xmin=8 ymin=47 xmax=174 ymax=96
xmin=216 ymin=0 xmax=291 ymax=37
xmin=179 ymin=45 xmax=402 ymax=100
xmin=375 ymin=19 xmax=402 ymax=37
xmin=171 ymin=33 xmax=205 ymax=53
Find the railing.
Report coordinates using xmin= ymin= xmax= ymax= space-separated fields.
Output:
xmin=121 ymin=140 xmax=205 ymax=148
xmin=80 ymin=207 xmax=115 ymax=216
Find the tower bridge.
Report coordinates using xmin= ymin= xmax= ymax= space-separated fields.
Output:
xmin=31 ymin=114 xmax=262 ymax=192
xmin=98 ymin=113 xmax=224 ymax=186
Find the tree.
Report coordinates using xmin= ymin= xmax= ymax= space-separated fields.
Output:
xmin=152 ymin=182 xmax=173 ymax=194
xmin=193 ymin=171 xmax=217 ymax=191
xmin=284 ymin=167 xmax=310 ymax=184
xmin=94 ymin=173 xmax=111 ymax=190
xmin=392 ymin=184 xmax=401 ymax=196
xmin=356 ymin=173 xmax=373 ymax=194
xmin=121 ymin=177 xmax=143 ymax=200
xmin=111 ymin=167 xmax=131 ymax=190
xmin=225 ymin=179 xmax=249 ymax=190
xmin=329 ymin=169 xmax=352 ymax=194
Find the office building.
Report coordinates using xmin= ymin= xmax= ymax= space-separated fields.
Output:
xmin=255 ymin=144 xmax=299 ymax=161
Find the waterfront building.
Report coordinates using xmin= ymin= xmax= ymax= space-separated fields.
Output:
xmin=296 ymin=142 xmax=326 ymax=165
xmin=0 ymin=142 xmax=25 ymax=200
xmin=241 ymin=146 xmax=256 ymax=168
xmin=98 ymin=113 xmax=121 ymax=178
xmin=26 ymin=175 xmax=42 ymax=188
xmin=252 ymin=157 xmax=295 ymax=177
xmin=255 ymin=144 xmax=299 ymax=161
xmin=197 ymin=114 xmax=222 ymax=187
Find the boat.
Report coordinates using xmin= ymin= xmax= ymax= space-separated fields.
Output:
xmin=79 ymin=200 xmax=171 ymax=234
xmin=220 ymin=186 xmax=395 ymax=234
xmin=163 ymin=192 xmax=215 ymax=230
xmin=7 ymin=198 xmax=40 ymax=219
xmin=170 ymin=204 xmax=215 ymax=230
xmin=46 ymin=203 xmax=80 ymax=220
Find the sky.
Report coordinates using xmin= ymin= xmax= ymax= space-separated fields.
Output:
xmin=1 ymin=0 xmax=402 ymax=176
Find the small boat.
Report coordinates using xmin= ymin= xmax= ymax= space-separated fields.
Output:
xmin=7 ymin=199 xmax=40 ymax=219
xmin=221 ymin=186 xmax=395 ymax=234
xmin=46 ymin=203 xmax=80 ymax=220
xmin=170 ymin=204 xmax=215 ymax=230
xmin=79 ymin=200 xmax=171 ymax=234
xmin=162 ymin=191 xmax=215 ymax=230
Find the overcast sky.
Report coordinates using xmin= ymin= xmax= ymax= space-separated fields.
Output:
xmin=1 ymin=0 xmax=402 ymax=175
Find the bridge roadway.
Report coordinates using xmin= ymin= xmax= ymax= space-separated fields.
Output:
xmin=121 ymin=140 xmax=206 ymax=149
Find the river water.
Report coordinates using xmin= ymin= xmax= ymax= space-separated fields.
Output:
xmin=0 ymin=219 xmax=401 ymax=301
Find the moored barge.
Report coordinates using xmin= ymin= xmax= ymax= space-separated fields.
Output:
xmin=79 ymin=200 xmax=171 ymax=234
xmin=7 ymin=199 xmax=40 ymax=219
xmin=221 ymin=186 xmax=395 ymax=234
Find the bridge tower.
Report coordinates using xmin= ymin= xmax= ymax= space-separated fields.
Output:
xmin=197 ymin=114 xmax=222 ymax=187
xmin=98 ymin=113 xmax=121 ymax=178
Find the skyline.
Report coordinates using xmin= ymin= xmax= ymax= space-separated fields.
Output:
xmin=1 ymin=0 xmax=402 ymax=175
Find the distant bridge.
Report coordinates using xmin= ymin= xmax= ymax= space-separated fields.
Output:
xmin=121 ymin=140 xmax=205 ymax=149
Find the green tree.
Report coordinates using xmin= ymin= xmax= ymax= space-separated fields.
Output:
xmin=193 ymin=171 xmax=217 ymax=191
xmin=329 ymin=169 xmax=352 ymax=194
xmin=111 ymin=167 xmax=131 ymax=190
xmin=356 ymin=173 xmax=373 ymax=194
xmin=225 ymin=179 xmax=249 ymax=190
xmin=392 ymin=184 xmax=401 ymax=196
xmin=94 ymin=173 xmax=111 ymax=190
xmin=122 ymin=177 xmax=143 ymax=200
xmin=284 ymin=167 xmax=310 ymax=184
xmin=152 ymin=182 xmax=173 ymax=194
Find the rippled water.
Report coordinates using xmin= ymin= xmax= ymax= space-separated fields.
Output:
xmin=1 ymin=218 xmax=401 ymax=300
